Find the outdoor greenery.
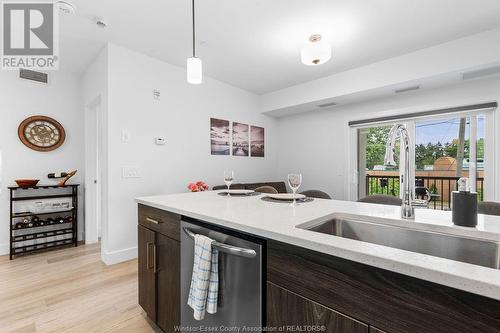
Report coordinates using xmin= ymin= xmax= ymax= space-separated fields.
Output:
xmin=367 ymin=177 xmax=400 ymax=197
xmin=415 ymin=138 xmax=484 ymax=170
xmin=364 ymin=126 xmax=484 ymax=171
xmin=364 ymin=126 xmax=395 ymax=170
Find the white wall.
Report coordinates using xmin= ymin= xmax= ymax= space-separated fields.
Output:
xmin=0 ymin=70 xmax=85 ymax=254
xmin=277 ymin=75 xmax=500 ymax=201
xmin=102 ymin=44 xmax=278 ymax=264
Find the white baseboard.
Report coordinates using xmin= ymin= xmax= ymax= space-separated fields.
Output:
xmin=101 ymin=246 xmax=137 ymax=265
xmin=0 ymin=243 xmax=9 ymax=256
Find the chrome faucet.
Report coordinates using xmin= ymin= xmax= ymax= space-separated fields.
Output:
xmin=384 ymin=124 xmax=415 ymax=219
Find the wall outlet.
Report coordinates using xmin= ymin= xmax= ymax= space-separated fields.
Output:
xmin=122 ymin=166 xmax=141 ymax=179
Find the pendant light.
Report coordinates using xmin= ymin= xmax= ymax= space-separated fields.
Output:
xmin=301 ymin=34 xmax=331 ymax=66
xmin=187 ymin=0 xmax=202 ymax=84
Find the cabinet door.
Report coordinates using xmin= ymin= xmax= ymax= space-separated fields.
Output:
xmin=156 ymin=233 xmax=181 ymax=332
xmin=138 ymin=225 xmax=156 ymax=321
xmin=267 ymin=282 xmax=368 ymax=333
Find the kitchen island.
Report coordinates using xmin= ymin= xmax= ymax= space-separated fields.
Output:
xmin=136 ymin=190 xmax=500 ymax=333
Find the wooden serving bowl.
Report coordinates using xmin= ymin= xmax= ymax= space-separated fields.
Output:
xmin=15 ymin=179 xmax=40 ymax=188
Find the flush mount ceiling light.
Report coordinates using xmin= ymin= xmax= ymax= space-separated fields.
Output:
xmin=187 ymin=0 xmax=202 ymax=84
xmin=301 ymin=34 xmax=331 ymax=66
xmin=56 ymin=1 xmax=76 ymax=14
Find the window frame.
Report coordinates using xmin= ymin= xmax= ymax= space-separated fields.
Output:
xmin=348 ymin=109 xmax=495 ymax=202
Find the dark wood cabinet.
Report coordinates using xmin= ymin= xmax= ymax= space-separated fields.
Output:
xmin=138 ymin=205 xmax=181 ymax=333
xmin=267 ymin=281 xmax=368 ymax=333
xmin=267 ymin=240 xmax=500 ymax=333
xmin=138 ymin=225 xmax=156 ymax=321
xmin=156 ymin=233 xmax=181 ymax=332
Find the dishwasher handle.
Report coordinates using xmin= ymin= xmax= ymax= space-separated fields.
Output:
xmin=182 ymin=227 xmax=257 ymax=258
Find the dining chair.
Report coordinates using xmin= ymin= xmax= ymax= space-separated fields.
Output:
xmin=478 ymin=201 xmax=500 ymax=216
xmin=212 ymin=184 xmax=245 ymax=191
xmin=254 ymin=186 xmax=278 ymax=194
xmin=357 ymin=195 xmax=402 ymax=206
xmin=300 ymin=190 xmax=332 ymax=199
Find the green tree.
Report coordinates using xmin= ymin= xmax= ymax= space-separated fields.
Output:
xmin=364 ymin=126 xmax=485 ymax=171
xmin=364 ymin=126 xmax=397 ymax=170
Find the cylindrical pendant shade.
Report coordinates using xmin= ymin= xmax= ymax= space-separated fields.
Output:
xmin=187 ymin=57 xmax=202 ymax=84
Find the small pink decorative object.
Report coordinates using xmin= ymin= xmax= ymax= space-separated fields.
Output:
xmin=188 ymin=181 xmax=209 ymax=192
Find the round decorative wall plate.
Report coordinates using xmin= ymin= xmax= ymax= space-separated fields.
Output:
xmin=18 ymin=116 xmax=66 ymax=152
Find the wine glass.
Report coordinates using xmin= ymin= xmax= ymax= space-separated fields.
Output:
xmin=224 ymin=171 xmax=234 ymax=196
xmin=288 ymin=173 xmax=302 ymax=204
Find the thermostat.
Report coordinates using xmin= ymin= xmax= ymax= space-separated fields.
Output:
xmin=155 ymin=137 xmax=166 ymax=145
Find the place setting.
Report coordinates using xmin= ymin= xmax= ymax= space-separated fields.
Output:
xmin=261 ymin=173 xmax=314 ymax=204
xmin=217 ymin=171 xmax=261 ymax=197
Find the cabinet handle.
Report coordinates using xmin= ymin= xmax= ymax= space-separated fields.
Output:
xmin=146 ymin=217 xmax=162 ymax=224
xmin=146 ymin=242 xmax=154 ymax=269
xmin=153 ymin=245 xmax=158 ymax=273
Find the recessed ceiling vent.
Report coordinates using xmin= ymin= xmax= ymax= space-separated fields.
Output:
xmin=317 ymin=101 xmax=337 ymax=108
xmin=394 ymin=85 xmax=420 ymax=94
xmin=462 ymin=65 xmax=500 ymax=81
xmin=94 ymin=16 xmax=107 ymax=28
xmin=19 ymin=69 xmax=48 ymax=84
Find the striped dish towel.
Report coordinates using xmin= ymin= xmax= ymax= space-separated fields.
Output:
xmin=187 ymin=234 xmax=219 ymax=320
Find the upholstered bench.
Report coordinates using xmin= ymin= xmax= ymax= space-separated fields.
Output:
xmin=212 ymin=181 xmax=287 ymax=193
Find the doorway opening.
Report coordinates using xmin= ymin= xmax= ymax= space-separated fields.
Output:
xmin=85 ymin=96 xmax=103 ymax=244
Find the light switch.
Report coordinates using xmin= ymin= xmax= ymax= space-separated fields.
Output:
xmin=122 ymin=166 xmax=141 ymax=178
xmin=121 ymin=129 xmax=131 ymax=143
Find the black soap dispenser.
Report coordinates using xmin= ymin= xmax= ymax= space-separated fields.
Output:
xmin=452 ymin=177 xmax=478 ymax=227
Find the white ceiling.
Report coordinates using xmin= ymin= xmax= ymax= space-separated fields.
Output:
xmin=59 ymin=0 xmax=500 ymax=94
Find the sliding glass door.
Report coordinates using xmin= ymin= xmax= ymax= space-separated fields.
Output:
xmin=355 ymin=112 xmax=490 ymax=210
xmin=357 ymin=124 xmax=400 ymax=199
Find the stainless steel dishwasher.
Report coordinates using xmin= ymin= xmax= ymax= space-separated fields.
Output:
xmin=180 ymin=219 xmax=263 ymax=330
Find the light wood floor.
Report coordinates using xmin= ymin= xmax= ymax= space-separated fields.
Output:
xmin=0 ymin=243 xmax=161 ymax=333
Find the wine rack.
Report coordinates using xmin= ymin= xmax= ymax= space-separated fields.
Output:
xmin=8 ymin=184 xmax=79 ymax=259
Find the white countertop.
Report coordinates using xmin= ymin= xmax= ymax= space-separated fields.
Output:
xmin=136 ymin=191 xmax=500 ymax=300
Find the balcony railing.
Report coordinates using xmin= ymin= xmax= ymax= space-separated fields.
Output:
xmin=365 ymin=175 xmax=484 ymax=211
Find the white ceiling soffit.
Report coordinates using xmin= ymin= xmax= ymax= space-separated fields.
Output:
xmin=59 ymin=0 xmax=500 ymax=93
xmin=263 ymin=62 xmax=500 ymax=118
xmin=261 ymin=28 xmax=500 ymax=117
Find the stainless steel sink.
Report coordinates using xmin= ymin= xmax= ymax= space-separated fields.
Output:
xmin=300 ymin=216 xmax=500 ymax=269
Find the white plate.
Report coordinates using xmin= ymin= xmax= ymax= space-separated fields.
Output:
xmin=226 ymin=189 xmax=255 ymax=195
xmin=266 ymin=193 xmax=306 ymax=200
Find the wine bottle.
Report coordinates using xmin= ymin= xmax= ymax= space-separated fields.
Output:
xmin=48 ymin=172 xmax=68 ymax=179
xmin=66 ymin=216 xmax=74 ymax=223
xmin=46 ymin=217 xmax=54 ymax=225
xmin=56 ymin=216 xmax=65 ymax=224
xmin=32 ymin=216 xmax=40 ymax=223
xmin=15 ymin=222 xmax=25 ymax=229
